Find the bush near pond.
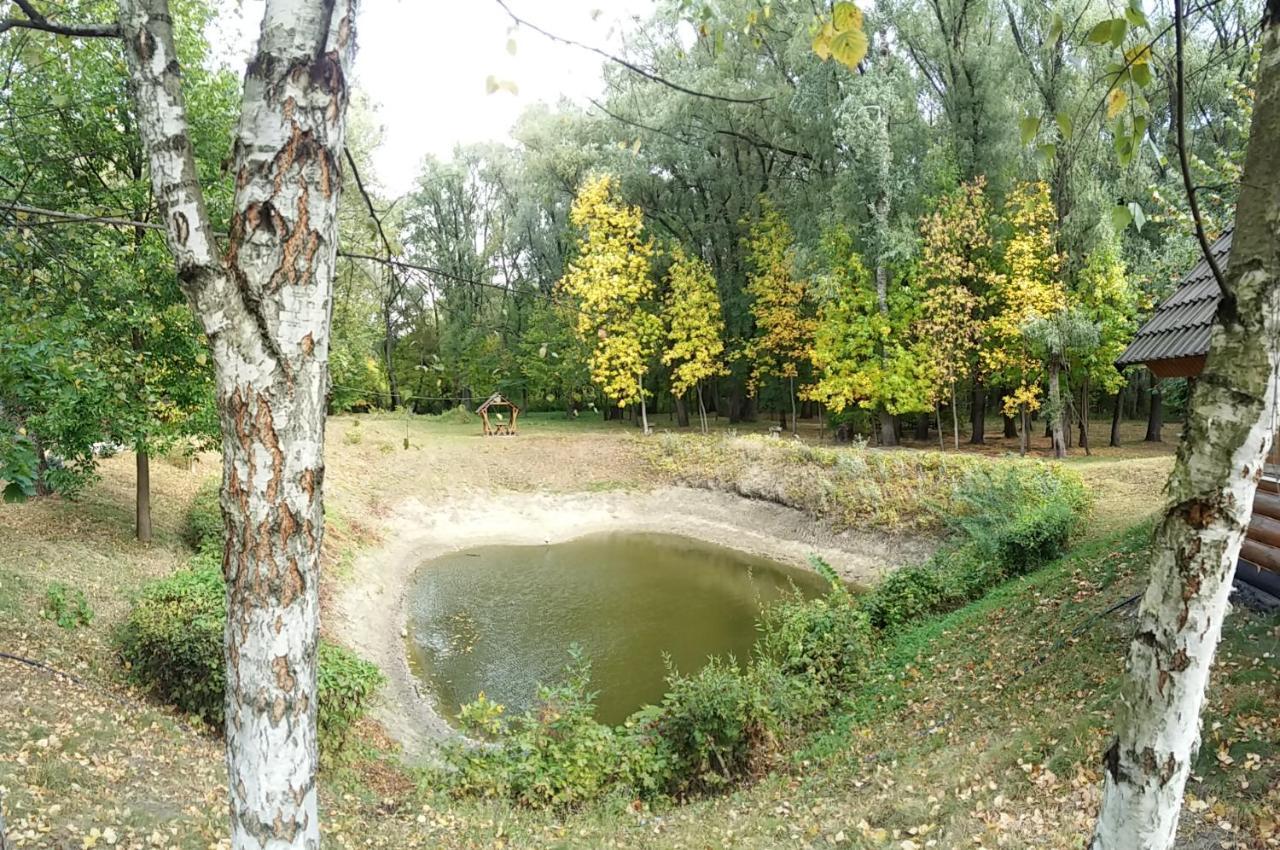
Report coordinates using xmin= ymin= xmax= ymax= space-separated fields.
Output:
xmin=446 ymin=450 xmax=1090 ymax=808
xmin=118 ymin=493 xmax=383 ymax=752
xmin=184 ymin=478 xmax=223 ymax=553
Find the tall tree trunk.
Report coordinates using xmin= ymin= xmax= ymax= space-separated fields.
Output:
xmin=951 ymin=384 xmax=961 ymax=450
xmin=117 ymin=1 xmax=358 ymax=846
xmin=675 ymin=394 xmax=690 ymax=428
xmin=697 ymin=385 xmax=708 ymax=434
xmin=1080 ymin=376 xmax=1092 ymax=456
xmin=1019 ymin=406 xmax=1030 ymax=456
xmin=935 ymin=404 xmax=944 ymax=450
xmin=878 ymin=409 xmax=898 ymax=447
xmin=969 ymin=381 xmax=986 ymax=444
xmin=789 ymin=376 xmax=798 ymax=435
xmin=1111 ymin=389 xmax=1124 ymax=447
xmin=383 ymin=309 xmax=400 ymax=410
xmin=915 ymin=413 xmax=931 ymax=441
xmin=1091 ymin=3 xmax=1280 ymax=844
xmin=131 ymin=327 xmax=151 ymax=542
xmin=1003 ymin=411 xmax=1017 ymax=438
xmin=639 ymin=381 xmax=651 ymax=435
xmin=1145 ymin=379 xmax=1164 ymax=442
xmin=135 ymin=447 xmax=152 ymax=543
xmin=1049 ymin=360 xmax=1066 ymax=458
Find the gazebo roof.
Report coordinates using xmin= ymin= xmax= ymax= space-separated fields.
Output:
xmin=1116 ymin=228 xmax=1233 ymax=376
xmin=475 ymin=392 xmax=517 ymax=414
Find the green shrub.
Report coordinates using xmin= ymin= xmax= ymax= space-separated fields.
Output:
xmin=116 ymin=562 xmax=381 ymax=751
xmin=41 ymin=582 xmax=93 ymax=630
xmin=859 ymin=564 xmax=945 ymax=632
xmin=117 ymin=564 xmax=226 ymax=723
xmin=447 ymin=651 xmax=630 ymax=807
xmin=639 ymin=657 xmax=770 ymax=796
xmin=948 ymin=462 xmax=1088 ymax=569
xmin=856 ymin=462 xmax=1090 ymax=633
xmin=317 ymin=642 xmax=385 ymax=746
xmin=755 ymin=558 xmax=874 ymax=703
xmin=185 ymin=479 xmax=223 ymax=553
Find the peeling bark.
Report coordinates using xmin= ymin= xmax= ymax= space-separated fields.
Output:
xmin=117 ymin=1 xmax=359 ymax=847
xmin=1091 ymin=6 xmax=1280 ymax=845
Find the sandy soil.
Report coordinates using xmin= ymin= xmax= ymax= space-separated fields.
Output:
xmin=330 ymin=486 xmax=936 ymax=759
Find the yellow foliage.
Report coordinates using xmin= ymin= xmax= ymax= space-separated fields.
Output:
xmin=983 ymin=181 xmax=1066 ymax=416
xmin=661 ymin=246 xmax=729 ymax=397
xmin=743 ymin=202 xmax=815 ymax=392
xmin=558 ymin=174 xmax=661 ymax=408
xmin=916 ymin=177 xmax=1000 ymax=392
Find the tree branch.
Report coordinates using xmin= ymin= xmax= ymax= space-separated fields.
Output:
xmin=0 ymin=200 xmax=164 ymax=230
xmin=0 ymin=0 xmax=120 ymax=37
xmin=494 ymin=0 xmax=772 ymax=106
xmin=1174 ymin=0 xmax=1230 ymax=298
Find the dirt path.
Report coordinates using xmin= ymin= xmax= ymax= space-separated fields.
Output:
xmin=330 ymin=486 xmax=936 ymax=758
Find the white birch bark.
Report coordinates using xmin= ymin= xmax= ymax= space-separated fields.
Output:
xmin=1091 ymin=5 xmax=1280 ymax=845
xmin=117 ymin=0 xmax=359 ymax=846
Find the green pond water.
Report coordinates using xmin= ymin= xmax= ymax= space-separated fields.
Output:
xmin=406 ymin=532 xmax=830 ymax=727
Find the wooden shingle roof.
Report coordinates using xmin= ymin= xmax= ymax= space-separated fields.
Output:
xmin=1116 ymin=229 xmax=1232 ymax=370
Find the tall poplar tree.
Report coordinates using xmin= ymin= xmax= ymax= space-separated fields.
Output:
xmin=559 ymin=174 xmax=661 ymax=432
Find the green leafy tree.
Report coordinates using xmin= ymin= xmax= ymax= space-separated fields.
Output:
xmin=806 ymin=231 xmax=934 ymax=432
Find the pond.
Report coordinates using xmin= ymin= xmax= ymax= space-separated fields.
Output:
xmin=405 ymin=532 xmax=831 ymax=727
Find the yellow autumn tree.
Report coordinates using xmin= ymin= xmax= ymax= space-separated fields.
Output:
xmin=916 ymin=177 xmax=1002 ymax=449
xmin=744 ymin=201 xmax=815 ymax=434
xmin=559 ymin=174 xmax=662 ymax=432
xmin=661 ymin=246 xmax=728 ymax=433
xmin=983 ymin=181 xmax=1066 ymax=454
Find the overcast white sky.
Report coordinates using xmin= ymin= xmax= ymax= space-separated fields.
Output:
xmin=230 ymin=1 xmax=654 ymax=195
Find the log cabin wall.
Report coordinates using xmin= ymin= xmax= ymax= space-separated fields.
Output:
xmin=1239 ymin=436 xmax=1280 ymax=597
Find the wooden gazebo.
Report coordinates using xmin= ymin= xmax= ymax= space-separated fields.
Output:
xmin=476 ymin=392 xmax=520 ymax=436
xmin=1116 ymin=228 xmax=1280 ymax=598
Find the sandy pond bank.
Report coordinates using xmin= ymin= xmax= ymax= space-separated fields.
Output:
xmin=330 ymin=486 xmax=938 ymax=760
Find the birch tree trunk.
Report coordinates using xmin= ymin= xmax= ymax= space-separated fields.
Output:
xmin=117 ymin=1 xmax=358 ymax=847
xmin=1091 ymin=4 xmax=1280 ymax=843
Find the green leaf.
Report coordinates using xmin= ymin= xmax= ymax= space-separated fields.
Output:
xmin=1128 ymin=201 xmax=1147 ymax=232
xmin=1056 ymin=112 xmax=1073 ymax=140
xmin=1046 ymin=14 xmax=1064 ymax=50
xmin=1131 ymin=60 xmax=1152 ymax=87
xmin=1087 ymin=19 xmax=1116 ymax=44
xmin=1114 ymin=133 xmax=1134 ymax=166
xmin=1110 ymin=205 xmax=1133 ymax=232
xmin=1125 ymin=0 xmax=1148 ymax=28
xmin=1037 ymin=143 xmax=1057 ymax=163
xmin=2 ymin=482 xmax=29 ymax=504
xmin=1020 ymin=115 xmax=1041 ymax=146
xmin=506 ymin=38 xmax=518 ymax=55
xmin=1110 ymin=18 xmax=1128 ymax=47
